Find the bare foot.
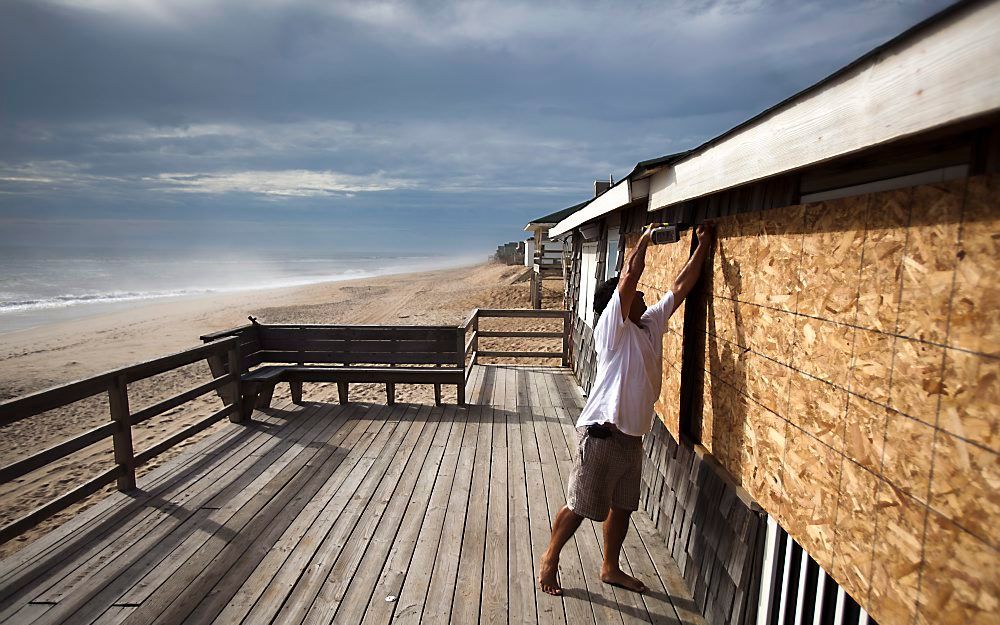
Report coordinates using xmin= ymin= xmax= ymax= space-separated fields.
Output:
xmin=601 ymin=568 xmax=647 ymax=593
xmin=538 ymin=553 xmax=563 ymax=596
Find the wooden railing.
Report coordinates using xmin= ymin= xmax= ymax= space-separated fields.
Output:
xmin=0 ymin=337 xmax=241 ymax=544
xmin=461 ymin=308 xmax=570 ymax=382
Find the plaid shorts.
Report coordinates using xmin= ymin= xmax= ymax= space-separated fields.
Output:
xmin=567 ymin=425 xmax=643 ymax=521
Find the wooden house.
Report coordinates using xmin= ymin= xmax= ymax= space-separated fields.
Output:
xmin=549 ymin=2 xmax=1000 ymax=624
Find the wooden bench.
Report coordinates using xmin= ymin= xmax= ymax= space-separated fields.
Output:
xmin=201 ymin=323 xmax=466 ymax=419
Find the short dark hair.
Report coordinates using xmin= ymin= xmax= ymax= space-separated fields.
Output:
xmin=593 ymin=276 xmax=619 ymax=320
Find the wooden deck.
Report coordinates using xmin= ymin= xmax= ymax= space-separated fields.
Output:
xmin=0 ymin=365 xmax=702 ymax=625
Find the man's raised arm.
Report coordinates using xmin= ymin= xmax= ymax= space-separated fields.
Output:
xmin=671 ymin=221 xmax=715 ymax=306
xmin=617 ymin=224 xmax=655 ymax=321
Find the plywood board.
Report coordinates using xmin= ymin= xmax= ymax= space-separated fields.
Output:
xmin=928 ymin=429 xmax=999 ymax=546
xmin=869 ymin=483 xmax=927 ymax=625
xmin=794 ymin=316 xmax=855 ymax=389
xmin=856 ymin=188 xmax=910 ymax=332
xmin=890 ymin=337 xmax=945 ymax=426
xmin=849 ymin=329 xmax=895 ymax=406
xmin=832 ymin=458 xmax=879 ymax=605
xmin=917 ymin=510 xmax=1000 ymax=625
xmin=880 ymin=412 xmax=935 ymax=505
xmin=938 ymin=348 xmax=999 ymax=451
xmin=896 ymin=179 xmax=963 ymax=344
xmin=780 ymin=426 xmax=841 ymax=565
xmin=842 ymin=395 xmax=887 ymax=474
xmin=796 ymin=196 xmax=867 ymax=323
xmin=948 ymin=174 xmax=1000 ymax=356
xmin=758 ymin=205 xmax=805 ymax=312
xmin=787 ymin=371 xmax=847 ymax=453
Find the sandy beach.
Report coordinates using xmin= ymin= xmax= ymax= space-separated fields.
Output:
xmin=0 ymin=262 xmax=564 ymax=557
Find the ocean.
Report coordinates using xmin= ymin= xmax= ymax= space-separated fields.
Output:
xmin=0 ymin=248 xmax=479 ymax=334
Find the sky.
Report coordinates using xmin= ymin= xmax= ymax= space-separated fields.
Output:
xmin=0 ymin=0 xmax=955 ymax=257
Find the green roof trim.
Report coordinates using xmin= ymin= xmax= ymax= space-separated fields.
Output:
xmin=527 ymin=199 xmax=591 ymax=226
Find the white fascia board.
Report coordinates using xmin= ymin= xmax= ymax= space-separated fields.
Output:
xmin=648 ymin=0 xmax=1000 ymax=211
xmin=549 ymin=181 xmax=631 ymax=238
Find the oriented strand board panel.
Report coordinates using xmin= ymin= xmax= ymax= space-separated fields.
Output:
xmin=949 ymin=174 xmax=1000 ymax=356
xmin=676 ymin=174 xmax=1000 ymax=625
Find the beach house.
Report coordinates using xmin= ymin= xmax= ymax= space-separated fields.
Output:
xmin=548 ymin=1 xmax=999 ymax=624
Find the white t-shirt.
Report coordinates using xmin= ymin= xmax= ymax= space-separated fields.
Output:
xmin=576 ymin=288 xmax=676 ymax=437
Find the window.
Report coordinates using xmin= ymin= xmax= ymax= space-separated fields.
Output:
xmin=605 ymin=227 xmax=620 ymax=282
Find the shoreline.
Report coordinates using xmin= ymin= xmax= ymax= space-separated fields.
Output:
xmin=0 ymin=256 xmax=484 ymax=336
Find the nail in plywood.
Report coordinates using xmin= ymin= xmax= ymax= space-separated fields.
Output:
xmin=896 ymin=179 xmax=963 ymax=344
xmin=890 ymin=337 xmax=945 ymax=426
xmin=842 ymin=394 xmax=888 ymax=474
xmin=938 ymin=348 xmax=999 ymax=451
xmin=868 ymin=482 xmax=926 ymax=625
xmin=794 ymin=316 xmax=855 ymax=389
xmin=780 ymin=426 xmax=841 ymax=565
xmin=849 ymin=328 xmax=895 ymax=406
xmin=948 ymin=174 xmax=1000 ymax=356
xmin=832 ymin=458 xmax=878 ymax=606
xmin=916 ymin=510 xmax=1000 ymax=625
xmin=856 ymin=188 xmax=910 ymax=332
xmin=880 ymin=411 xmax=935 ymax=505
xmin=758 ymin=205 xmax=805 ymax=312
xmin=796 ymin=196 xmax=868 ymax=323
xmin=787 ymin=371 xmax=847 ymax=453
xmin=928 ymin=430 xmax=1000 ymax=546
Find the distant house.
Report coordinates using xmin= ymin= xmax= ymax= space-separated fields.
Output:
xmin=550 ymin=2 xmax=1000 ymax=625
xmin=522 ymin=199 xmax=589 ymax=307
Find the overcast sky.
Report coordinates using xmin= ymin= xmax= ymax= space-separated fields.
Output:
xmin=0 ymin=0 xmax=954 ymax=256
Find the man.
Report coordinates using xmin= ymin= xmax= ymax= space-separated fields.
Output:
xmin=538 ymin=220 xmax=714 ymax=596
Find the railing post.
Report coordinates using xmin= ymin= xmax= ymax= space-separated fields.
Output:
xmin=456 ymin=326 xmax=466 ymax=406
xmin=561 ymin=310 xmax=571 ymax=367
xmin=108 ymin=374 xmax=136 ymax=491
xmin=472 ymin=312 xmax=479 ymax=366
xmin=227 ymin=341 xmax=243 ymax=423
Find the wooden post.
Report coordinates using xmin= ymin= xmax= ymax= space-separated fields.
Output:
xmin=433 ymin=383 xmax=442 ymax=406
xmin=386 ymin=383 xmax=395 ymax=405
xmin=472 ymin=314 xmax=479 ymax=366
xmin=561 ymin=310 xmax=571 ymax=367
xmin=205 ymin=353 xmax=234 ymax=404
xmin=338 ymin=382 xmax=349 ymax=405
xmin=290 ymin=381 xmax=303 ymax=404
xmin=227 ymin=342 xmax=243 ymax=423
xmin=108 ymin=374 xmax=136 ymax=491
xmin=456 ymin=327 xmax=466 ymax=406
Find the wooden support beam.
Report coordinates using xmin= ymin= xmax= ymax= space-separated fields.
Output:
xmin=337 ymin=382 xmax=349 ymax=405
xmin=386 ymin=383 xmax=395 ymax=405
xmin=107 ymin=374 xmax=136 ymax=492
xmin=433 ymin=383 xmax=442 ymax=406
xmin=290 ymin=381 xmax=303 ymax=404
xmin=562 ymin=311 xmax=571 ymax=367
xmin=227 ymin=341 xmax=243 ymax=423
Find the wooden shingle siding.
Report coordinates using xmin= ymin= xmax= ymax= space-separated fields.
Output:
xmin=640 ymin=420 xmax=766 ymax=625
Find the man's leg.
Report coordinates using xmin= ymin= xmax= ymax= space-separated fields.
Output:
xmin=539 ymin=505 xmax=585 ymax=595
xmin=600 ymin=506 xmax=647 ymax=592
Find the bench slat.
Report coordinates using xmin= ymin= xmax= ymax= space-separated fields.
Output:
xmin=256 ymin=351 xmax=459 ymax=365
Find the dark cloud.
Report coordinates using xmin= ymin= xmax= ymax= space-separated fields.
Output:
xmin=0 ymin=0 xmax=954 ymax=254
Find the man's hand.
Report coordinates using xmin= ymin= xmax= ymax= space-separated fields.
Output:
xmin=670 ymin=221 xmax=715 ymax=307
xmin=695 ymin=221 xmax=715 ymax=249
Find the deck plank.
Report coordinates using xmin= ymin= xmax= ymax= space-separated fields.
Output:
xmin=418 ymin=404 xmax=480 ymax=624
xmin=306 ymin=404 xmax=445 ymax=624
xmin=0 ymin=365 xmax=706 ymax=625
xmin=507 ymin=369 xmax=537 ymax=625
xmin=267 ymin=404 xmax=424 ymax=624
